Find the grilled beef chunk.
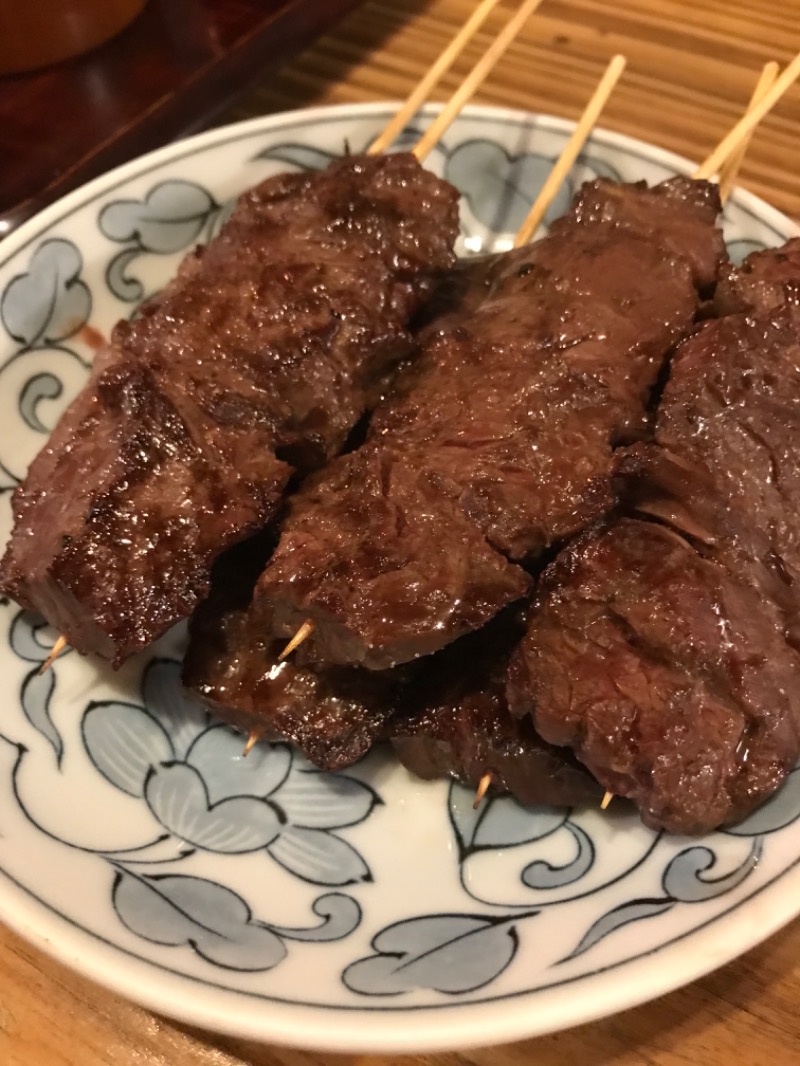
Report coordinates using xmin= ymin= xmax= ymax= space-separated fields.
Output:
xmin=507 ymin=519 xmax=800 ymax=834
xmin=391 ymin=614 xmax=601 ymax=807
xmin=265 ymin=446 xmax=532 ymax=669
xmin=183 ymin=535 xmax=401 ymax=771
xmin=509 ymin=248 xmax=800 ymax=834
xmin=566 ymin=176 xmax=722 ymax=292
xmin=256 ymin=177 xmax=724 ymax=669
xmin=714 ymin=236 xmax=800 ymax=315
xmin=0 ymin=154 xmax=459 ymax=665
xmin=618 ymin=446 xmax=797 ymax=617
xmin=187 ymin=540 xmax=594 ymax=801
xmin=655 ymin=303 xmax=800 ymax=585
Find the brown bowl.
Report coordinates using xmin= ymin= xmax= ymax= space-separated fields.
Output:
xmin=0 ymin=0 xmax=147 ymax=75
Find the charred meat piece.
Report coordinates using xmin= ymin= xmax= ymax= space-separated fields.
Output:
xmin=510 ymin=247 xmax=800 ymax=834
xmin=714 ymin=236 xmax=800 ymax=315
xmin=566 ymin=174 xmax=722 ymax=292
xmin=187 ymin=537 xmax=593 ymax=802
xmin=183 ymin=535 xmax=401 ymax=771
xmin=507 ymin=519 xmax=800 ymax=834
xmin=653 ymin=302 xmax=800 ymax=586
xmin=618 ymin=445 xmax=797 ymax=617
xmin=265 ymin=446 xmax=532 ymax=669
xmin=392 ymin=614 xmax=601 ymax=807
xmin=256 ymin=177 xmax=724 ymax=669
xmin=0 ymin=154 xmax=459 ymax=665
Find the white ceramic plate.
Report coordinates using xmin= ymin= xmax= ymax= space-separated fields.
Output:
xmin=1 ymin=103 xmax=799 ymax=1055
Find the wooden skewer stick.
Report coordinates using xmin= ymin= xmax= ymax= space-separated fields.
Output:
xmin=278 ymin=619 xmax=315 ymax=661
xmin=717 ymin=61 xmax=780 ymax=202
xmin=39 ymin=634 xmax=68 ymax=674
xmin=368 ymin=0 xmax=506 ymax=156
xmin=412 ymin=0 xmax=546 ymax=162
xmin=514 ymin=54 xmax=627 ymax=247
xmin=600 ymin=790 xmax=614 ymax=811
xmin=242 ymin=731 xmax=260 ymax=757
xmin=695 ymin=50 xmax=800 ymax=181
xmin=473 ymin=772 xmax=493 ymax=809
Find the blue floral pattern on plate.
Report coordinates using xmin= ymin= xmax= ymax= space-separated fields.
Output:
xmin=0 ymin=103 xmax=797 ymax=1053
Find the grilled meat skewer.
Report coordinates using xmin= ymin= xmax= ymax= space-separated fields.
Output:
xmin=0 ymin=154 xmax=459 ymax=665
xmin=252 ymin=177 xmax=724 ymax=671
xmin=508 ymin=242 xmax=800 ymax=835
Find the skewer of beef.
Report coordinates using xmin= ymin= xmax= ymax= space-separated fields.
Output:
xmin=0 ymin=0 xmax=545 ymax=670
xmin=404 ymin=60 xmax=799 ymax=814
xmin=184 ymin=60 xmax=794 ymax=800
xmin=507 ymin=234 xmax=800 ymax=836
xmin=272 ymin=55 xmax=800 ymax=673
xmin=502 ymin=60 xmax=800 ymax=834
xmin=590 ymin=59 xmax=779 ymax=815
xmin=390 ymin=62 xmax=781 ymax=808
xmin=448 ymin=58 xmax=781 ymax=814
xmin=184 ymin=62 xmax=631 ymax=788
xmin=185 ymin=57 xmax=679 ymax=789
xmin=234 ymin=134 xmax=726 ymax=675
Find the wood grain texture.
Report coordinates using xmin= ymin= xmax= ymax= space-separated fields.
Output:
xmin=232 ymin=0 xmax=800 ymax=216
xmin=3 ymin=2 xmax=800 ymax=1064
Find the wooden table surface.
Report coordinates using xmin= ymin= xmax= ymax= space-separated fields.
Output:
xmin=3 ymin=1 xmax=800 ymax=1064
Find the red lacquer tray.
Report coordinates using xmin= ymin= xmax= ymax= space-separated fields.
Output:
xmin=0 ymin=0 xmax=363 ymax=234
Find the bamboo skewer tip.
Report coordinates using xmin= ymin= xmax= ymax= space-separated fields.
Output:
xmin=242 ymin=731 xmax=260 ymax=757
xmin=39 ymin=634 xmax=68 ymax=674
xmin=600 ymin=791 xmax=614 ymax=811
xmin=473 ymin=772 xmax=493 ymax=809
xmin=411 ymin=0 xmax=546 ymax=163
xmin=369 ymin=0 xmax=545 ymax=162
xmin=367 ymin=0 xmax=506 ymax=157
xmin=278 ymin=619 xmax=315 ymax=662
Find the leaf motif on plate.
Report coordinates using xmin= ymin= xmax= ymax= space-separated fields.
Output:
xmin=268 ymin=826 xmax=371 ymax=886
xmin=141 ymin=658 xmax=208 ymax=758
xmin=561 ymin=897 xmax=675 ymax=962
xmin=662 ymin=839 xmax=762 ymax=903
xmin=522 ymin=822 xmax=596 ymax=890
xmin=251 ymin=143 xmax=339 ymax=171
xmin=105 ymin=247 xmax=146 ymax=303
xmin=144 ymin=762 xmax=282 ymax=853
xmin=9 ymin=610 xmax=67 ymax=664
xmin=343 ymin=912 xmax=531 ymax=996
xmin=270 ymin=892 xmax=362 ymax=943
xmin=186 ymin=724 xmax=292 ymax=803
xmin=20 ymin=666 xmax=62 ymax=764
xmin=446 ymin=140 xmax=568 ymax=236
xmin=82 ymin=700 xmax=174 ymax=797
xmin=112 ymin=869 xmax=287 ymax=971
xmin=99 ymin=180 xmax=219 ymax=254
xmin=449 ymin=781 xmax=567 ymax=860
xmin=100 ymin=180 xmax=219 ymax=303
xmin=19 ymin=372 xmax=63 ymax=434
xmin=273 ymin=763 xmax=380 ymax=830
xmin=0 ymin=239 xmax=91 ymax=348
